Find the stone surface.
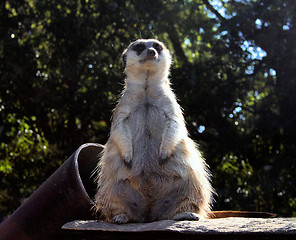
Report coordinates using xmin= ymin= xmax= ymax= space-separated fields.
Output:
xmin=62 ymin=218 xmax=296 ymax=239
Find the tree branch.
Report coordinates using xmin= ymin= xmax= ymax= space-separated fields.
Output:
xmin=202 ymin=0 xmax=226 ymax=23
xmin=166 ymin=24 xmax=189 ymax=66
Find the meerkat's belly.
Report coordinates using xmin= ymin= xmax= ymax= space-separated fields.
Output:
xmin=128 ymin=102 xmax=166 ymax=168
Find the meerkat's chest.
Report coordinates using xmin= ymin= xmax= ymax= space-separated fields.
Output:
xmin=128 ymin=97 xmax=167 ymax=135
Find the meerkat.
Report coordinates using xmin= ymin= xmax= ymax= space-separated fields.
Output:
xmin=93 ymin=39 xmax=213 ymax=224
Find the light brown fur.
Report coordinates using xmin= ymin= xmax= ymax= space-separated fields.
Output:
xmin=94 ymin=39 xmax=213 ymax=223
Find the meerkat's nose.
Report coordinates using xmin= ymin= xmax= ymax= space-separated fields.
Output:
xmin=147 ymin=48 xmax=157 ymax=58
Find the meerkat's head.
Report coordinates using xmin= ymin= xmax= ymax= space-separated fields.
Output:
xmin=122 ymin=39 xmax=172 ymax=80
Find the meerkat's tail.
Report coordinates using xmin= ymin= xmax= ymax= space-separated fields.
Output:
xmin=207 ymin=211 xmax=277 ymax=219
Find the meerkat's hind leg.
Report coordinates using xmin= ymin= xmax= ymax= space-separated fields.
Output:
xmin=173 ymin=212 xmax=202 ymax=221
xmin=113 ymin=214 xmax=130 ymax=224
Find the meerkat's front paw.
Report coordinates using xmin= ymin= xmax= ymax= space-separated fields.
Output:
xmin=120 ymin=151 xmax=133 ymax=169
xmin=173 ymin=212 xmax=201 ymax=221
xmin=123 ymin=156 xmax=132 ymax=169
xmin=159 ymin=138 xmax=176 ymax=165
xmin=113 ymin=214 xmax=129 ymax=224
xmin=159 ymin=152 xmax=169 ymax=165
xmin=158 ymin=147 xmax=172 ymax=165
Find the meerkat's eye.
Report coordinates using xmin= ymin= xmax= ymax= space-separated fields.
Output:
xmin=153 ymin=43 xmax=163 ymax=54
xmin=132 ymin=43 xmax=146 ymax=55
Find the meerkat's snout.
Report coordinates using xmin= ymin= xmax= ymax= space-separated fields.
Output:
xmin=139 ymin=47 xmax=159 ymax=64
xmin=144 ymin=48 xmax=158 ymax=61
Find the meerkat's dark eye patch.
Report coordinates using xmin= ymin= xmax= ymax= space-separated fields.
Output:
xmin=153 ymin=43 xmax=163 ymax=54
xmin=132 ymin=43 xmax=146 ymax=55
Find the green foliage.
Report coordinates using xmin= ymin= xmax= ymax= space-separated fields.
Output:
xmin=1 ymin=0 xmax=296 ymax=219
xmin=0 ymin=114 xmax=50 ymax=217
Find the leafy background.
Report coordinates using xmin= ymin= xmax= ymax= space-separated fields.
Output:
xmin=1 ymin=0 xmax=296 ymax=220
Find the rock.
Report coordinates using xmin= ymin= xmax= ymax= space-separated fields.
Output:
xmin=62 ymin=218 xmax=296 ymax=239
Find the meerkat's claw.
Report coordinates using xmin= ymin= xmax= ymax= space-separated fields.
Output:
xmin=113 ymin=214 xmax=129 ymax=224
xmin=159 ymin=155 xmax=169 ymax=165
xmin=173 ymin=212 xmax=201 ymax=221
xmin=124 ymin=159 xmax=132 ymax=169
xmin=122 ymin=154 xmax=132 ymax=168
xmin=159 ymin=149 xmax=172 ymax=165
